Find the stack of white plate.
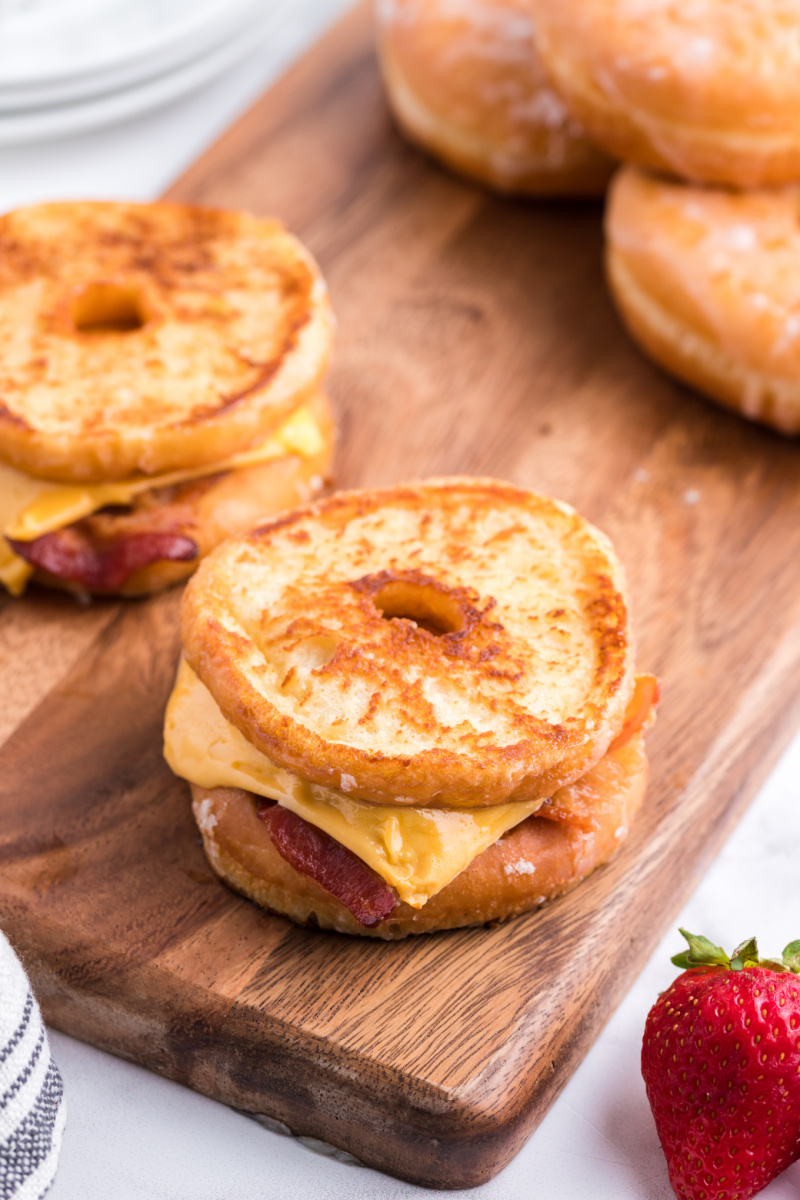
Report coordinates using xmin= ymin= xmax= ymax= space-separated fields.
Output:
xmin=0 ymin=0 xmax=286 ymax=143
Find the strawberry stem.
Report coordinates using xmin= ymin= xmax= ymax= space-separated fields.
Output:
xmin=670 ymin=928 xmax=800 ymax=974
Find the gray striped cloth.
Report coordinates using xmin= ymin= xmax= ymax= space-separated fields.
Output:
xmin=0 ymin=931 xmax=65 ymax=1200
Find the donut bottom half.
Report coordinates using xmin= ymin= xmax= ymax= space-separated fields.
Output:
xmin=24 ymin=389 xmax=335 ymax=598
xmin=190 ymin=732 xmax=647 ymax=939
xmin=606 ymin=250 xmax=800 ymax=436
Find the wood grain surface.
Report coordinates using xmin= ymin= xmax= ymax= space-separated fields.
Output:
xmin=4 ymin=2 xmax=800 ymax=1188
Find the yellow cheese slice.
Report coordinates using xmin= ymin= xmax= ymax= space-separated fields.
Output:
xmin=164 ymin=659 xmax=541 ymax=908
xmin=0 ymin=404 xmax=324 ymax=596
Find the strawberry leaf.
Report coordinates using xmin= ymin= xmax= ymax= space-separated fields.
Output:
xmin=782 ymin=940 xmax=800 ymax=974
xmin=731 ymin=936 xmax=758 ymax=970
xmin=675 ymin=929 xmax=730 ymax=969
xmin=669 ymin=930 xmax=800 ymax=975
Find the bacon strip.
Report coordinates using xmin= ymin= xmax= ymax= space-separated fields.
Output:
xmin=9 ymin=526 xmax=197 ymax=592
xmin=609 ymin=673 xmax=661 ymax=752
xmin=257 ymin=801 xmax=397 ymax=928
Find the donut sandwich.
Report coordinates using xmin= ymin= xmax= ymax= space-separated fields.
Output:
xmin=164 ymin=478 xmax=659 ymax=938
xmin=0 ymin=201 xmax=334 ymax=598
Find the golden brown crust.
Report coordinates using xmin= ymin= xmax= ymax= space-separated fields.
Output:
xmin=30 ymin=390 xmax=335 ymax=597
xmin=0 ymin=201 xmax=333 ymax=482
xmin=189 ymin=730 xmax=647 ymax=938
xmin=605 ymin=166 xmax=800 ymax=434
xmin=181 ymin=478 xmax=635 ymax=808
xmin=376 ymin=0 xmax=613 ymax=196
xmin=531 ymin=0 xmax=800 ymax=188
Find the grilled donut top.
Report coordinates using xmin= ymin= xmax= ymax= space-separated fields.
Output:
xmin=0 ymin=201 xmax=332 ymax=482
xmin=181 ymin=478 xmax=635 ymax=808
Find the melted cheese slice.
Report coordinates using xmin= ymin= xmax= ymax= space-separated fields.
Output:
xmin=164 ymin=660 xmax=541 ymax=908
xmin=0 ymin=404 xmax=324 ymax=596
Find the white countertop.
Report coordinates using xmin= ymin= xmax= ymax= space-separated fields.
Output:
xmin=3 ymin=4 xmax=800 ymax=1197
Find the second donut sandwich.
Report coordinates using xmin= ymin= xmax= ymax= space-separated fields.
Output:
xmin=0 ymin=201 xmax=334 ymax=598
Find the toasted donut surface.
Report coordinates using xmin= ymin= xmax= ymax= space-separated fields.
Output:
xmin=0 ymin=201 xmax=333 ymax=483
xmin=606 ymin=166 xmax=800 ymax=434
xmin=531 ymin=0 xmax=800 ymax=188
xmin=376 ymin=0 xmax=613 ymax=196
xmin=181 ymin=478 xmax=635 ymax=809
xmin=21 ymin=389 xmax=335 ymax=597
xmin=189 ymin=729 xmax=647 ymax=938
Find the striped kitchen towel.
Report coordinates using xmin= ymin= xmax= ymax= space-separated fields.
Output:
xmin=0 ymin=931 xmax=65 ymax=1200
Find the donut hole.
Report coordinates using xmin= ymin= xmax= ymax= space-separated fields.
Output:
xmin=373 ymin=580 xmax=463 ymax=636
xmin=71 ymin=282 xmax=147 ymax=333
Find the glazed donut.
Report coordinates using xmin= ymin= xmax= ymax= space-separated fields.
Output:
xmin=15 ymin=390 xmax=335 ymax=597
xmin=375 ymin=0 xmax=613 ymax=196
xmin=530 ymin=0 xmax=800 ymax=188
xmin=0 ymin=201 xmax=333 ymax=483
xmin=605 ymin=165 xmax=800 ymax=434
xmin=189 ymin=729 xmax=647 ymax=939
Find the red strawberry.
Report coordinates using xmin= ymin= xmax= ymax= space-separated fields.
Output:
xmin=642 ymin=930 xmax=800 ymax=1200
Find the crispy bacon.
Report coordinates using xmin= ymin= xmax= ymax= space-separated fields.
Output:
xmin=9 ymin=526 xmax=197 ymax=592
xmin=609 ymin=673 xmax=661 ymax=752
xmin=257 ymin=801 xmax=397 ymax=928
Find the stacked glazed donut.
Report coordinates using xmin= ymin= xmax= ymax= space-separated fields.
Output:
xmin=533 ymin=0 xmax=800 ymax=434
xmin=378 ymin=0 xmax=800 ymax=434
xmin=375 ymin=0 xmax=614 ymax=197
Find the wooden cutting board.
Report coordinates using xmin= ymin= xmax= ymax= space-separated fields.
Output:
xmin=4 ymin=3 xmax=800 ymax=1188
